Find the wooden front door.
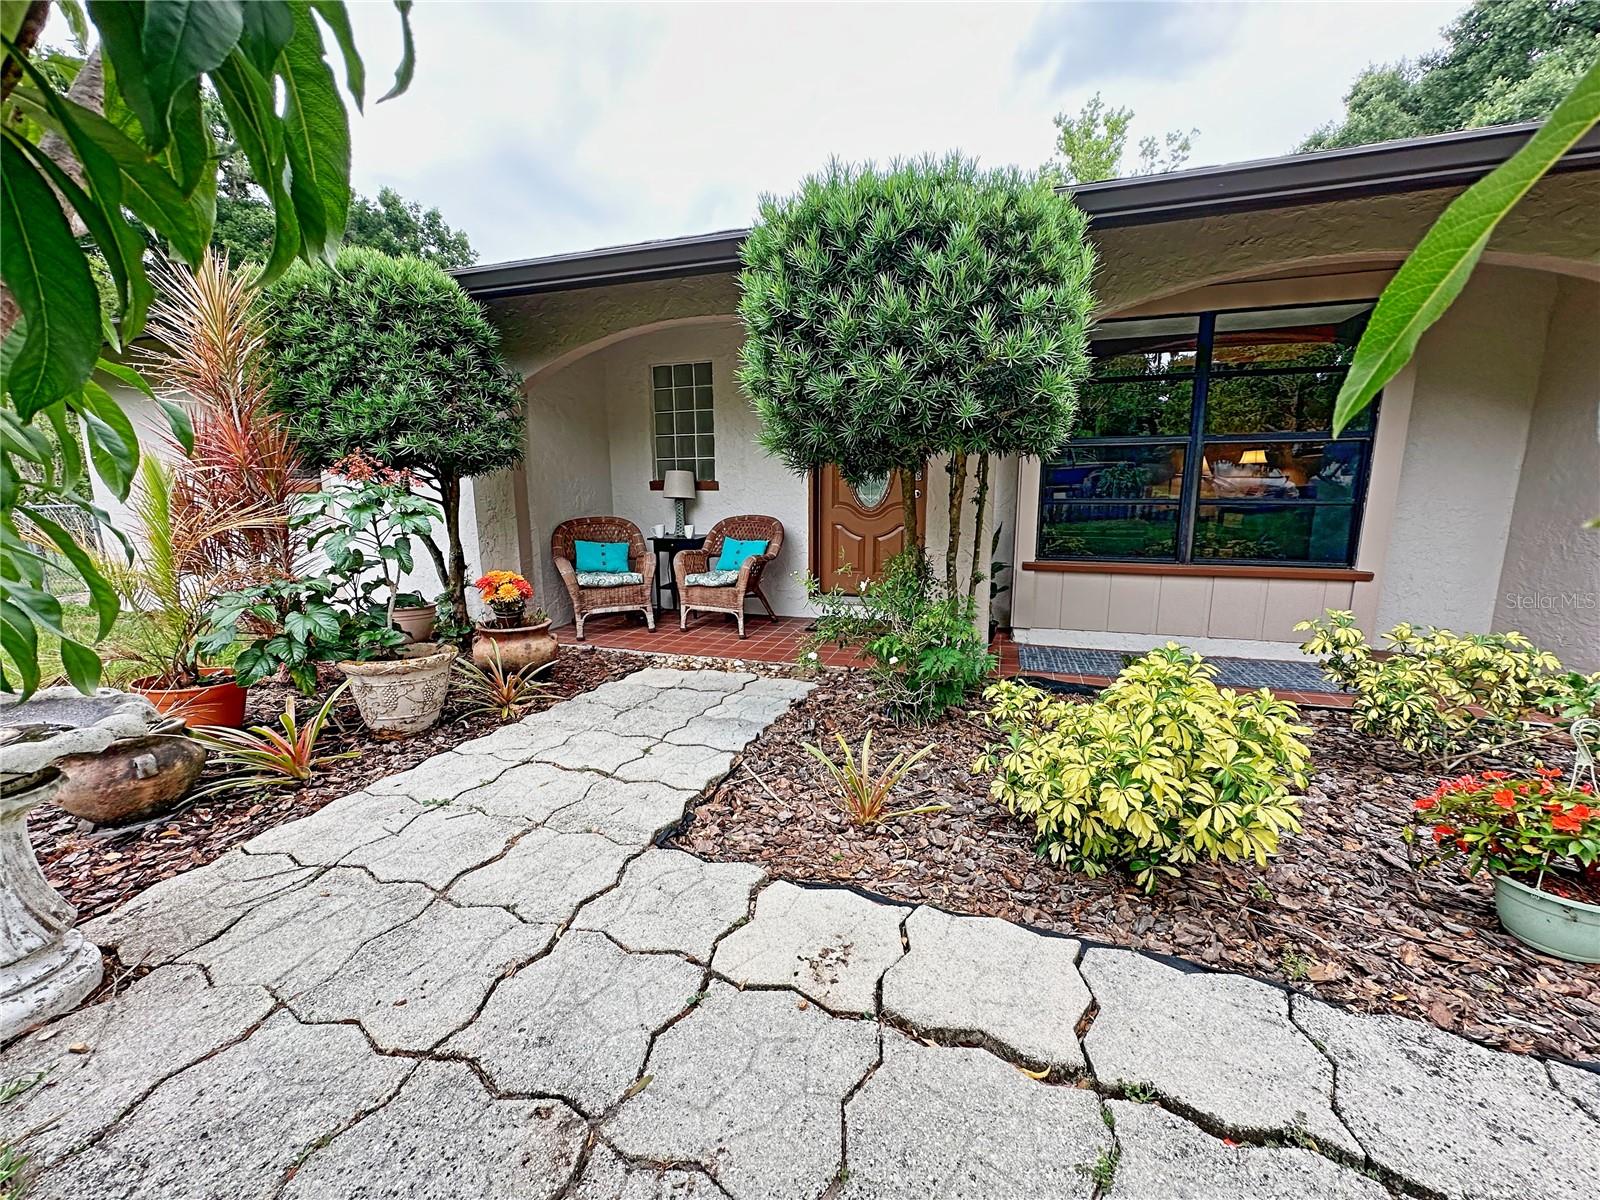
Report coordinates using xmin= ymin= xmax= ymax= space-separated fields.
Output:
xmin=812 ymin=464 xmax=924 ymax=592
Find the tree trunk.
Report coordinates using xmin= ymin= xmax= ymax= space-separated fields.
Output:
xmin=944 ymin=451 xmax=968 ymax=594
xmin=899 ymin=466 xmax=922 ymax=565
xmin=967 ymin=453 xmax=991 ymax=602
xmin=440 ymin=471 xmax=468 ymax=628
xmin=0 ymin=1 xmax=50 ymax=101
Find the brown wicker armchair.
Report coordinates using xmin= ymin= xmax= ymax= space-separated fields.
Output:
xmin=673 ymin=515 xmax=784 ymax=637
xmin=552 ymin=516 xmax=655 ymax=640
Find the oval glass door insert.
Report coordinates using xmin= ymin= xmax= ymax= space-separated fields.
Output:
xmin=850 ymin=472 xmax=890 ymax=510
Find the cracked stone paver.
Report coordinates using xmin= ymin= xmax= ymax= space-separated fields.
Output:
xmin=573 ymin=849 xmax=766 ymax=958
xmin=29 ymin=1012 xmax=410 ymax=1200
xmin=443 ymin=930 xmax=701 ymax=1114
xmin=1293 ymin=996 xmax=1600 ymax=1200
xmin=282 ymin=1060 xmax=587 ymax=1199
xmin=0 ymin=966 xmax=273 ymax=1170
xmin=1082 ymin=949 xmax=1358 ymax=1156
xmin=451 ymin=720 xmax=576 ymax=759
xmin=240 ymin=791 xmax=424 ymax=865
xmin=544 ymin=776 xmax=697 ymax=845
xmin=663 ymin=713 xmax=770 ymax=752
xmin=711 ymin=880 xmax=908 ymax=1013
xmin=366 ymin=750 xmax=512 ymax=801
xmin=613 ymin=740 xmax=737 ymax=792
xmin=883 ymin=906 xmax=1090 ymax=1070
xmin=607 ymin=982 xmax=878 ymax=1200
xmin=180 ymin=866 xmax=433 ymax=996
xmin=82 ymin=849 xmax=317 ymax=966
xmin=451 ymin=759 xmax=597 ymax=823
xmin=570 ymin=1143 xmax=721 ymax=1198
xmin=628 ymin=667 xmax=756 ymax=692
xmin=1550 ymin=1060 xmax=1600 ymax=1123
xmin=449 ymin=827 xmax=637 ymax=923
xmin=1106 ymin=1101 xmax=1388 ymax=1199
xmin=338 ymin=806 xmax=523 ymax=888
xmin=288 ymin=902 xmax=553 ymax=1051
xmin=842 ymin=1030 xmax=1108 ymax=1199
xmin=533 ymin=729 xmax=658 ymax=773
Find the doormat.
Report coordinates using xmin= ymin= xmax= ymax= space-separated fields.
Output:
xmin=1016 ymin=644 xmax=1335 ymax=692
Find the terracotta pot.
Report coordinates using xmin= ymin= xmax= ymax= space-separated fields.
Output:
xmin=52 ymin=722 xmax=207 ymax=825
xmin=337 ymin=642 xmax=456 ymax=736
xmin=391 ymin=604 xmax=437 ymax=644
xmin=473 ymin=621 xmax=559 ymax=674
xmin=132 ymin=669 xmax=247 ymax=729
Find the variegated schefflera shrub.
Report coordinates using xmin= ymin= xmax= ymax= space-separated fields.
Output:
xmin=972 ymin=645 xmax=1311 ymax=892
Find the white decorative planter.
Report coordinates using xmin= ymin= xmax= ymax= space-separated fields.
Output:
xmin=0 ymin=687 xmax=158 ymax=1041
xmin=337 ymin=642 xmax=456 ymax=736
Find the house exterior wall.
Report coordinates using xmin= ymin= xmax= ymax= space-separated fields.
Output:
xmin=1492 ymin=275 xmax=1600 ymax=669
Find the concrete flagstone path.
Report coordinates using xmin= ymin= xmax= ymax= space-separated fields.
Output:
xmin=2 ymin=667 xmax=1597 ymax=1200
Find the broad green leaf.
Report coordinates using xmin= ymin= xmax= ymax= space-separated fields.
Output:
xmin=23 ymin=507 xmax=120 ymax=639
xmin=238 ymin=0 xmax=294 ymax=72
xmin=68 ymin=380 xmax=142 ymax=501
xmin=1333 ymin=55 xmax=1600 ymax=434
xmin=308 ymin=0 xmax=364 ymax=109
xmin=140 ymin=0 xmax=245 ymax=150
xmin=44 ymin=403 xmax=86 ymax=489
xmin=87 ymin=0 xmax=160 ymax=142
xmin=57 ymin=635 xmax=104 ymax=693
xmin=93 ymin=358 xmax=195 ymax=453
xmin=379 ymin=0 xmax=414 ymax=103
xmin=0 ymin=139 xmax=100 ymax=417
xmin=162 ymin=77 xmax=213 ymax=196
xmin=212 ymin=51 xmax=302 ymax=282
xmin=0 ymin=597 xmax=42 ymax=697
xmin=279 ymin=2 xmax=351 ymax=258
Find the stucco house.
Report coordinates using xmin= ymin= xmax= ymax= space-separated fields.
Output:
xmin=451 ymin=122 xmax=1599 ymax=671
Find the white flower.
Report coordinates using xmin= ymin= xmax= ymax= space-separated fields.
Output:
xmin=888 ymin=656 xmax=899 ymax=666
xmin=807 ymin=651 xmax=819 ymax=661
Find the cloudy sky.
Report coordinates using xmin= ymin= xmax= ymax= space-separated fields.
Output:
xmin=339 ymin=1 xmax=1464 ymax=266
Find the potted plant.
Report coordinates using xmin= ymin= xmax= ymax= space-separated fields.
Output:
xmin=390 ymin=592 xmax=438 ymax=643
xmin=1411 ymin=766 xmax=1600 ymax=962
xmin=471 ymin=571 xmax=558 ymax=673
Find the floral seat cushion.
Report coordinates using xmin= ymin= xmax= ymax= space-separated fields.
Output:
xmin=684 ymin=569 xmax=741 ymax=588
xmin=575 ymin=570 xmax=644 ymax=588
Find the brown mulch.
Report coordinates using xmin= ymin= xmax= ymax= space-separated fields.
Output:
xmin=675 ymin=672 xmax=1600 ymax=1062
xmin=31 ymin=647 xmax=643 ymax=926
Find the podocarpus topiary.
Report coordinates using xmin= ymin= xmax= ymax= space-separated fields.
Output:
xmin=263 ymin=248 xmax=525 ymax=623
xmin=973 ymin=645 xmax=1311 ymax=892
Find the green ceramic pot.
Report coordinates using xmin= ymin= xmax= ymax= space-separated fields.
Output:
xmin=1493 ymin=874 xmax=1600 ymax=963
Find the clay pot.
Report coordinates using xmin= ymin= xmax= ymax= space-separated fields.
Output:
xmin=132 ymin=668 xmax=247 ymax=728
xmin=52 ymin=721 xmax=207 ymax=824
xmin=337 ymin=642 xmax=456 ymax=736
xmin=473 ymin=620 xmax=559 ymax=674
xmin=391 ymin=604 xmax=437 ymax=644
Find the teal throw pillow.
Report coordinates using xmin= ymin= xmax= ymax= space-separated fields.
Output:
xmin=575 ymin=540 xmax=630 ymax=572
xmin=714 ymin=537 xmax=769 ymax=571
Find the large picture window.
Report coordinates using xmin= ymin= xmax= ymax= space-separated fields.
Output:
xmin=1038 ymin=302 xmax=1378 ymax=567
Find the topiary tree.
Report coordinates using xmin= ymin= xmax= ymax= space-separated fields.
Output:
xmin=264 ymin=247 xmax=524 ymax=623
xmin=737 ymin=155 xmax=1096 ymax=595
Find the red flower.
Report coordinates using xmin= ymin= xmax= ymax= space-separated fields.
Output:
xmin=1534 ymin=765 xmax=1563 ymax=780
xmin=1432 ymin=824 xmax=1458 ymax=844
xmin=1455 ymin=837 xmax=1470 ymax=851
xmin=1491 ymin=791 xmax=1517 ymax=810
xmin=1572 ymin=804 xmax=1593 ymax=821
xmin=1552 ymin=813 xmax=1582 ymax=834
xmin=1414 ymin=796 xmax=1438 ymax=812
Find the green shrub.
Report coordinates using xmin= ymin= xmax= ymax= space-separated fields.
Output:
xmin=1295 ymin=610 xmax=1589 ymax=760
xmin=804 ymin=552 xmax=995 ymax=725
xmin=973 ymin=645 xmax=1310 ymax=891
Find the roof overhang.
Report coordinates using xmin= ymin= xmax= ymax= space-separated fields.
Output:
xmin=454 ymin=122 xmax=1600 ymax=300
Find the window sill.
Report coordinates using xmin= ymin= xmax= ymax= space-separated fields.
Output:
xmin=1021 ymin=560 xmax=1374 ymax=582
xmin=649 ymin=479 xmax=719 ymax=491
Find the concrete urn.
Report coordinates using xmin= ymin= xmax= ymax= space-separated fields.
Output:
xmin=0 ymin=687 xmax=162 ymax=1041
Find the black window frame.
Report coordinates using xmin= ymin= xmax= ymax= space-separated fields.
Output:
xmin=1037 ymin=301 xmax=1380 ymax=569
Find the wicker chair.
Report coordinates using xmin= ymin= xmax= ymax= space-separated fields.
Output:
xmin=552 ymin=516 xmax=655 ymax=640
xmin=673 ymin=515 xmax=784 ymax=638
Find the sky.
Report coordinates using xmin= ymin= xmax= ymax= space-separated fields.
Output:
xmin=173 ymin=2 xmax=1489 ymax=266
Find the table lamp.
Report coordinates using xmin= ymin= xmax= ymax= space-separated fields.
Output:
xmin=662 ymin=469 xmax=696 ymax=536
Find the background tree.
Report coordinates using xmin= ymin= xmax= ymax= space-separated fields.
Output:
xmin=1301 ymin=0 xmax=1600 ymax=150
xmin=263 ymin=247 xmax=524 ymax=623
xmin=2 ymin=0 xmax=412 ymax=696
xmin=737 ymin=156 xmax=1096 ymax=594
xmin=1050 ymin=92 xmax=1198 ymax=184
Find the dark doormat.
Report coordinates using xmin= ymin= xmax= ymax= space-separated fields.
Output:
xmin=1016 ymin=644 xmax=1334 ymax=692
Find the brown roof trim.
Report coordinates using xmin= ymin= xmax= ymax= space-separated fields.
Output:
xmin=455 ymin=123 xmax=1600 ymax=299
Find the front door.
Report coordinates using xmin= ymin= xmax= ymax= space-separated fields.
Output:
xmin=812 ymin=464 xmax=924 ymax=592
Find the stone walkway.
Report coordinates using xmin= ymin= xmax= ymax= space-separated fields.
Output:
xmin=2 ymin=667 xmax=1596 ymax=1200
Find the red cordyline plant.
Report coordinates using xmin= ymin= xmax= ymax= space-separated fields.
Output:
xmin=1411 ymin=766 xmax=1600 ymax=896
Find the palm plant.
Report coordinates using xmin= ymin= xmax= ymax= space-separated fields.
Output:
xmin=192 ymin=682 xmax=355 ymax=796
xmin=452 ymin=644 xmax=550 ymax=723
xmin=803 ymin=732 xmax=944 ymax=826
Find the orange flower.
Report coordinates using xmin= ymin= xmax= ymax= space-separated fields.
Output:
xmin=1552 ymin=812 xmax=1582 ymax=834
xmin=1491 ymin=790 xmax=1517 ymax=809
xmin=1432 ymin=824 xmax=1457 ymax=844
xmin=1414 ymin=796 xmax=1438 ymax=812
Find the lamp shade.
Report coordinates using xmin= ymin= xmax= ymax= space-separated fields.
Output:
xmin=661 ymin=469 xmax=696 ymax=499
xmin=1240 ymin=449 xmax=1268 ymax=466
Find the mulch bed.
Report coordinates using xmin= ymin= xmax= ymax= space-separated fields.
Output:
xmin=676 ymin=671 xmax=1600 ymax=1062
xmin=31 ymin=647 xmax=642 ymax=926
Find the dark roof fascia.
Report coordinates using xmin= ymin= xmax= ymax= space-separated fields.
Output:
xmin=455 ymin=123 xmax=1600 ymax=299
xmin=1064 ymin=121 xmax=1600 ymax=228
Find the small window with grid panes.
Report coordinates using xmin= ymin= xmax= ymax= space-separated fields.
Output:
xmin=651 ymin=362 xmax=715 ymax=481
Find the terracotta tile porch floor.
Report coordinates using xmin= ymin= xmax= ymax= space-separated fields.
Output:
xmin=557 ymin=612 xmax=1354 ymax=707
